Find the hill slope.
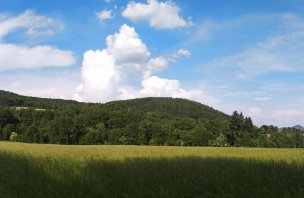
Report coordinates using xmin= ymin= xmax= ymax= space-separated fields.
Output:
xmin=0 ymin=90 xmax=231 ymax=146
xmin=0 ymin=90 xmax=228 ymax=120
xmin=0 ymin=90 xmax=84 ymax=109
xmin=105 ymin=97 xmax=228 ymax=120
xmin=1 ymin=90 xmax=303 ymax=148
xmin=293 ymin=125 xmax=304 ymax=131
xmin=279 ymin=125 xmax=304 ymax=132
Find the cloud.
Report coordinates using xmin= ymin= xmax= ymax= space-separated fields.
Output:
xmin=272 ymin=109 xmax=304 ymax=120
xmin=185 ymin=20 xmax=216 ymax=44
xmin=0 ymin=68 xmax=81 ymax=100
xmin=175 ymin=49 xmax=191 ymax=58
xmin=254 ymin=97 xmax=269 ymax=101
xmin=118 ymin=75 xmax=219 ymax=106
xmin=0 ymin=10 xmax=62 ymax=39
xmin=248 ymin=107 xmax=262 ymax=117
xmin=168 ymin=48 xmax=191 ymax=62
xmin=208 ymin=32 xmax=304 ymax=75
xmin=0 ymin=10 xmax=76 ymax=70
xmin=245 ymin=107 xmax=304 ymax=127
xmin=106 ymin=24 xmax=150 ymax=64
xmin=268 ymin=109 xmax=304 ymax=127
xmin=74 ymin=49 xmax=119 ymax=102
xmin=96 ymin=9 xmax=114 ymax=22
xmin=137 ymin=76 xmax=218 ymax=106
xmin=74 ymin=24 xmax=218 ymax=106
xmin=0 ymin=44 xmax=76 ymax=70
xmin=204 ymin=13 xmax=304 ymax=77
xmin=74 ymin=24 xmax=150 ymax=102
xmin=122 ymin=0 xmax=192 ymax=29
xmin=144 ymin=56 xmax=168 ymax=78
xmin=104 ymin=0 xmax=112 ymax=3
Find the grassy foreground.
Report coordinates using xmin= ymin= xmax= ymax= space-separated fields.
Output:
xmin=0 ymin=142 xmax=304 ymax=198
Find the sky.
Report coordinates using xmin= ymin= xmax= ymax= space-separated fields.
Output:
xmin=0 ymin=0 xmax=303 ymax=127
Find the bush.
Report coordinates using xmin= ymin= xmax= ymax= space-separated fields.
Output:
xmin=9 ymin=132 xmax=18 ymax=142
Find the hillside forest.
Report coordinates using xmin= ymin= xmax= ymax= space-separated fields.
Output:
xmin=0 ymin=90 xmax=303 ymax=147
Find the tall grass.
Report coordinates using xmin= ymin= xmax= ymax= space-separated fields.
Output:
xmin=0 ymin=142 xmax=304 ymax=197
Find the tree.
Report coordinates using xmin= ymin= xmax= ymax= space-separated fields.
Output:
xmin=149 ymin=123 xmax=166 ymax=145
xmin=228 ymin=111 xmax=245 ymax=146
xmin=138 ymin=120 xmax=154 ymax=145
xmin=9 ymin=132 xmax=18 ymax=141
xmin=108 ymin=128 xmax=124 ymax=144
xmin=209 ymin=133 xmax=228 ymax=147
xmin=244 ymin=117 xmax=254 ymax=134
xmin=2 ymin=123 xmax=15 ymax=140
xmin=80 ymin=127 xmax=102 ymax=145
xmin=50 ymin=117 xmax=78 ymax=144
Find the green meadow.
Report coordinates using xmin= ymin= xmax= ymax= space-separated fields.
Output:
xmin=0 ymin=142 xmax=304 ymax=198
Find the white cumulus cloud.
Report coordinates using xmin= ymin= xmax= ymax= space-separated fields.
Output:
xmin=74 ymin=24 xmax=218 ymax=106
xmin=106 ymin=24 xmax=150 ymax=64
xmin=144 ymin=56 xmax=168 ymax=78
xmin=74 ymin=24 xmax=150 ymax=102
xmin=138 ymin=76 xmax=215 ymax=104
xmin=122 ymin=0 xmax=192 ymax=29
xmin=74 ymin=49 xmax=118 ymax=102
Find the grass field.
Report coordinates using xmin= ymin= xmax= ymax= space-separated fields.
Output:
xmin=0 ymin=142 xmax=304 ymax=198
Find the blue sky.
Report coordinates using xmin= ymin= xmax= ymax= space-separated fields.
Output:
xmin=0 ymin=0 xmax=303 ymax=127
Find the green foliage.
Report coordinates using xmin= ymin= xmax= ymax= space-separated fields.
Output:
xmin=209 ymin=133 xmax=228 ymax=147
xmin=0 ymin=90 xmax=84 ymax=109
xmin=9 ymin=132 xmax=18 ymax=141
xmin=0 ymin=90 xmax=303 ymax=148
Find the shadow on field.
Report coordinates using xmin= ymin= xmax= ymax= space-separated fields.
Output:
xmin=0 ymin=152 xmax=303 ymax=198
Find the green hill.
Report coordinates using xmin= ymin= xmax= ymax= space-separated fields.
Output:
xmin=0 ymin=90 xmax=231 ymax=145
xmin=0 ymin=90 xmax=303 ymax=148
xmin=105 ymin=97 xmax=228 ymax=120
xmin=0 ymin=90 xmax=227 ymax=120
xmin=292 ymin=125 xmax=304 ymax=131
xmin=0 ymin=90 xmax=84 ymax=109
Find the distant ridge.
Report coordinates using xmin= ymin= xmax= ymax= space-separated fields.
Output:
xmin=279 ymin=125 xmax=304 ymax=132
xmin=0 ymin=90 xmax=83 ymax=109
xmin=292 ymin=125 xmax=304 ymax=131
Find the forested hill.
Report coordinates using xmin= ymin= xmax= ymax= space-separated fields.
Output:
xmin=0 ymin=90 xmax=228 ymax=120
xmin=0 ymin=90 xmax=303 ymax=148
xmin=105 ymin=97 xmax=228 ymax=120
xmin=0 ymin=90 xmax=84 ymax=109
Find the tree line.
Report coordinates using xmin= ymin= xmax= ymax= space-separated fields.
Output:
xmin=0 ymin=95 xmax=303 ymax=147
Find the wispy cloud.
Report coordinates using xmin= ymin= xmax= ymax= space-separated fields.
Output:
xmin=0 ymin=10 xmax=63 ymax=39
xmin=0 ymin=44 xmax=75 ymax=70
xmin=0 ymin=68 xmax=80 ymax=99
xmin=0 ymin=10 xmax=76 ymax=70
xmin=174 ymin=49 xmax=191 ymax=58
xmin=96 ymin=9 xmax=115 ymax=22
xmin=254 ymin=97 xmax=269 ymax=101
xmin=202 ymin=13 xmax=304 ymax=77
